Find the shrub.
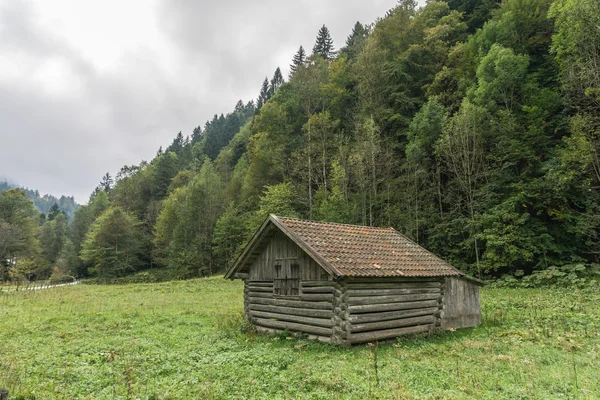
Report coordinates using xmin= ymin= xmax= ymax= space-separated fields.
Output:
xmin=491 ymin=264 xmax=600 ymax=289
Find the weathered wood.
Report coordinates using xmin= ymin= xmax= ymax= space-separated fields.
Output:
xmin=350 ymin=324 xmax=431 ymax=344
xmin=347 ymin=282 xmax=441 ymax=289
xmin=249 ymin=310 xmax=334 ymax=328
xmin=347 ymin=288 xmax=440 ymax=296
xmin=348 ymin=277 xmax=443 ymax=283
xmin=442 ymin=276 xmax=482 ymax=330
xmin=247 ymin=286 xmax=272 ymax=293
xmin=0 ymin=389 xmax=7 ymax=400
xmin=254 ymin=318 xmax=332 ymax=337
xmin=247 ymin=282 xmax=273 ymax=287
xmin=249 ymin=304 xmax=333 ymax=319
xmin=302 ymin=280 xmax=335 ymax=287
xmin=348 ymin=293 xmax=441 ymax=306
xmin=248 ymin=291 xmax=275 ymax=298
xmin=299 ymin=293 xmax=334 ymax=302
xmin=234 ymin=273 xmax=249 ymax=280
xmin=349 ymin=300 xmax=439 ymax=314
xmin=351 ymin=314 xmax=436 ymax=333
xmin=250 ymin=297 xmax=333 ymax=310
xmin=348 ymin=307 xmax=440 ymax=324
xmin=301 ymin=286 xmax=334 ymax=294
xmin=255 ymin=326 xmax=331 ymax=343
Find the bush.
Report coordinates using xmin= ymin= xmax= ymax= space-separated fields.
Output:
xmin=82 ymin=268 xmax=187 ymax=285
xmin=491 ymin=264 xmax=600 ymax=289
xmin=215 ymin=312 xmax=254 ymax=338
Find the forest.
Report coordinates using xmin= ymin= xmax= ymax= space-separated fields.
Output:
xmin=0 ymin=181 xmax=79 ymax=219
xmin=1 ymin=0 xmax=599 ymax=283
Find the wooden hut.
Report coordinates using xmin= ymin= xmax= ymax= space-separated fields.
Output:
xmin=225 ymin=215 xmax=482 ymax=345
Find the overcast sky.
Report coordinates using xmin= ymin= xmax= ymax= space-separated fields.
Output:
xmin=0 ymin=0 xmax=408 ymax=204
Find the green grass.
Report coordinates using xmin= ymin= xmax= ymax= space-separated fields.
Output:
xmin=1 ymin=278 xmax=599 ymax=399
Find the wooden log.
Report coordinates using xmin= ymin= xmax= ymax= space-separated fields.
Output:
xmin=349 ymin=307 xmax=440 ymax=324
xmin=348 ymin=293 xmax=441 ymax=306
xmin=301 ymin=286 xmax=334 ymax=294
xmin=350 ymin=324 xmax=431 ymax=344
xmin=347 ymin=288 xmax=440 ymax=296
xmin=347 ymin=282 xmax=441 ymax=289
xmin=234 ymin=273 xmax=249 ymax=280
xmin=248 ymin=291 xmax=274 ymax=298
xmin=249 ymin=304 xmax=333 ymax=319
xmin=255 ymin=326 xmax=331 ymax=343
xmin=247 ymin=286 xmax=272 ymax=293
xmin=301 ymin=281 xmax=335 ymax=287
xmin=250 ymin=297 xmax=333 ymax=310
xmin=299 ymin=294 xmax=334 ymax=302
xmin=349 ymin=300 xmax=439 ymax=314
xmin=351 ymin=314 xmax=436 ymax=333
xmin=247 ymin=282 xmax=274 ymax=287
xmin=249 ymin=310 xmax=334 ymax=328
xmin=254 ymin=318 xmax=332 ymax=337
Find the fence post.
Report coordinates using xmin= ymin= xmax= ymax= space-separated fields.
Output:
xmin=0 ymin=388 xmax=8 ymax=400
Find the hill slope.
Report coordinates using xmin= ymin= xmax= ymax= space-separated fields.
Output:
xmin=0 ymin=180 xmax=79 ymax=219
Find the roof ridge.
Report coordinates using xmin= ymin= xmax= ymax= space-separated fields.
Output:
xmin=275 ymin=215 xmax=395 ymax=231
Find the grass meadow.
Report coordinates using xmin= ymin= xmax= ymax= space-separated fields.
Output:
xmin=1 ymin=277 xmax=599 ymax=399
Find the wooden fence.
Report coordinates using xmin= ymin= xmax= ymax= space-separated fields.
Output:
xmin=0 ymin=276 xmax=78 ymax=292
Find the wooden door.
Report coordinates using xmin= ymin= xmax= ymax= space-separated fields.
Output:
xmin=273 ymin=259 xmax=300 ymax=296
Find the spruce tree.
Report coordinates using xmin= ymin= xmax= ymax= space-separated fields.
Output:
xmin=290 ymin=46 xmax=306 ymax=76
xmin=257 ymin=77 xmax=270 ymax=109
xmin=167 ymin=132 xmax=184 ymax=155
xmin=98 ymin=173 xmax=113 ymax=194
xmin=48 ymin=203 xmax=61 ymax=221
xmin=312 ymin=25 xmax=336 ymax=60
xmin=234 ymin=99 xmax=244 ymax=113
xmin=344 ymin=22 xmax=368 ymax=58
xmin=269 ymin=67 xmax=285 ymax=96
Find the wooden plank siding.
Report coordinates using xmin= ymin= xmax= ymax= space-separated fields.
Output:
xmin=441 ymin=277 xmax=482 ymax=330
xmin=248 ymin=231 xmax=329 ymax=281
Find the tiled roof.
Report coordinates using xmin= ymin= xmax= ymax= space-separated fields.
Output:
xmin=275 ymin=216 xmax=461 ymax=278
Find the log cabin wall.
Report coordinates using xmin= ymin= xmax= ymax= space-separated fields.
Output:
xmin=245 ymin=231 xmax=335 ymax=342
xmin=345 ymin=278 xmax=444 ymax=344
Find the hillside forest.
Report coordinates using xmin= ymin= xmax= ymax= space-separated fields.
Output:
xmin=1 ymin=0 xmax=599 ymax=283
xmin=0 ymin=181 xmax=79 ymax=220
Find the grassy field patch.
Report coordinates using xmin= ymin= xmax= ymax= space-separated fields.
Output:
xmin=1 ymin=278 xmax=599 ymax=399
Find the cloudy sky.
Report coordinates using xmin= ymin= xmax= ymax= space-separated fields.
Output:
xmin=0 ymin=0 xmax=406 ymax=203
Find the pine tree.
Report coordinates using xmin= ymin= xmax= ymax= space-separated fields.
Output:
xmin=269 ymin=67 xmax=285 ymax=97
xmin=344 ymin=22 xmax=368 ymax=58
xmin=257 ymin=77 xmax=270 ymax=109
xmin=191 ymin=127 xmax=202 ymax=145
xmin=234 ymin=99 xmax=244 ymax=113
xmin=313 ymin=25 xmax=336 ymax=60
xmin=290 ymin=46 xmax=306 ymax=77
xmin=98 ymin=173 xmax=113 ymax=194
xmin=47 ymin=203 xmax=61 ymax=221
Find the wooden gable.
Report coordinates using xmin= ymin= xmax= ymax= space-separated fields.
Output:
xmin=246 ymin=231 xmax=331 ymax=282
